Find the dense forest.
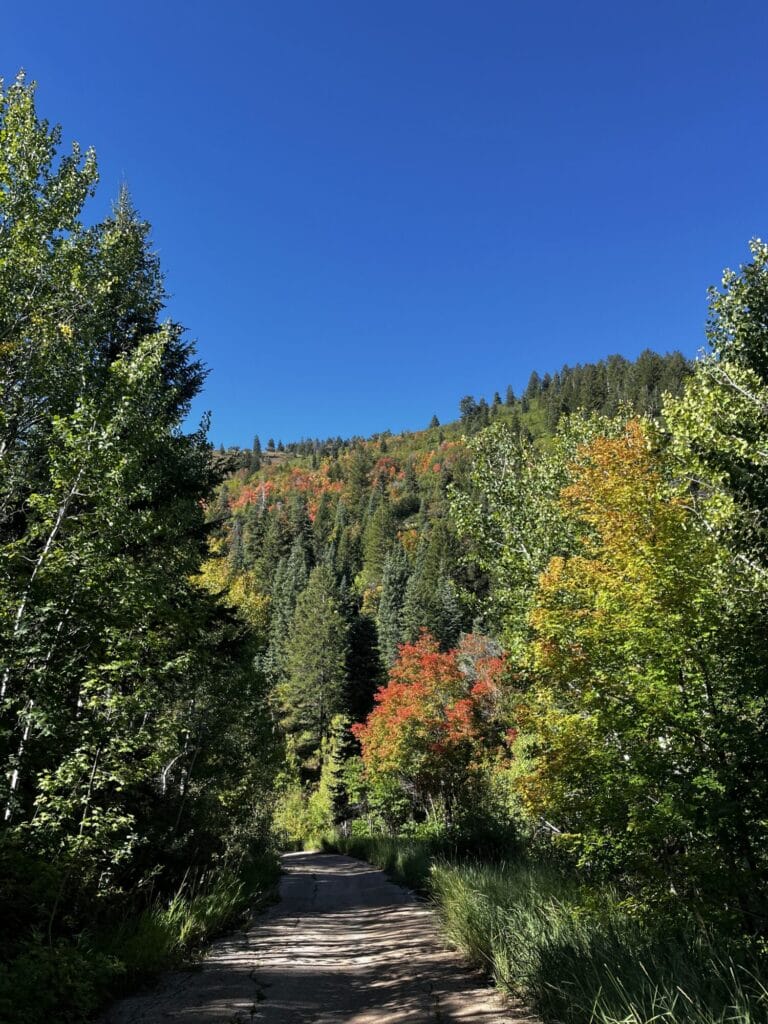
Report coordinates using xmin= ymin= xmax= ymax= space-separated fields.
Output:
xmin=3 ymin=75 xmax=768 ymax=1024
xmin=209 ymin=346 xmax=693 ymax=838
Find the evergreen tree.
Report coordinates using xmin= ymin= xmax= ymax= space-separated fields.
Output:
xmin=345 ymin=610 xmax=384 ymax=723
xmin=312 ymin=492 xmax=335 ymax=563
xmin=347 ymin=444 xmax=374 ymax=512
xmin=288 ymin=493 xmax=313 ymax=561
xmin=255 ymin=509 xmax=290 ymax=591
xmin=524 ymin=370 xmax=542 ymax=400
xmin=228 ymin=517 xmax=246 ymax=574
xmin=281 ymin=564 xmax=349 ymax=760
xmin=261 ymin=537 xmax=309 ymax=685
xmin=250 ymin=434 xmax=262 ymax=471
xmin=243 ymin=498 xmax=267 ymax=565
xmin=377 ymin=543 xmax=411 ymax=667
xmin=360 ymin=499 xmax=395 ymax=592
xmin=401 ymin=525 xmax=463 ymax=649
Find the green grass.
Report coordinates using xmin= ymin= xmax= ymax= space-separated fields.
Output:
xmin=325 ymin=833 xmax=440 ymax=891
xmin=0 ymin=851 xmax=280 ymax=1024
xmin=326 ymin=832 xmax=768 ymax=1024
xmin=430 ymin=859 xmax=768 ymax=1024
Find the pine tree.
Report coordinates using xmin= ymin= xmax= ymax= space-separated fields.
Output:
xmin=255 ymin=509 xmax=290 ymax=590
xmin=347 ymin=445 xmax=374 ymax=512
xmin=346 ymin=610 xmax=384 ymax=723
xmin=289 ymin=493 xmax=313 ymax=562
xmin=360 ymin=499 xmax=395 ymax=592
xmin=228 ymin=517 xmax=246 ymax=574
xmin=262 ymin=537 xmax=309 ymax=685
xmin=402 ymin=524 xmax=463 ymax=649
xmin=524 ymin=370 xmax=542 ymax=400
xmin=312 ymin=492 xmax=335 ymax=563
xmin=281 ymin=564 xmax=349 ymax=759
xmin=377 ymin=543 xmax=411 ymax=667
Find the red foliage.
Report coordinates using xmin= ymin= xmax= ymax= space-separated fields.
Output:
xmin=230 ymin=480 xmax=275 ymax=511
xmin=352 ymin=632 xmax=506 ymax=781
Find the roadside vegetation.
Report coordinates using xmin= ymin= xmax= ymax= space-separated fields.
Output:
xmin=0 ymin=853 xmax=279 ymax=1024
xmin=329 ymin=835 xmax=768 ymax=1024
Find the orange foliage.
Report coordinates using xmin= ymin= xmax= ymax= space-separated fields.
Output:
xmin=230 ymin=480 xmax=275 ymax=511
xmin=352 ymin=632 xmax=506 ymax=781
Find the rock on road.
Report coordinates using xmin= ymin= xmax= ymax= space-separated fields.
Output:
xmin=102 ymin=851 xmax=533 ymax=1024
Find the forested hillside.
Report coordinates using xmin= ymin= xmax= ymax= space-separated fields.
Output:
xmin=207 ymin=242 xmax=768 ymax=1022
xmin=208 ymin=347 xmax=693 ymax=829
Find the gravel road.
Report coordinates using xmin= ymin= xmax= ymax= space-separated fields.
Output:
xmin=101 ymin=851 xmax=532 ymax=1024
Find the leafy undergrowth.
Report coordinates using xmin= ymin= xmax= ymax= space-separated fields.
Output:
xmin=328 ymin=834 xmax=768 ymax=1024
xmin=0 ymin=852 xmax=280 ymax=1024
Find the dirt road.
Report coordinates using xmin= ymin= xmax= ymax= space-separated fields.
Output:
xmin=102 ymin=851 xmax=530 ymax=1023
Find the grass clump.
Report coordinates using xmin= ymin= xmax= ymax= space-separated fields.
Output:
xmin=430 ymin=859 xmax=768 ymax=1024
xmin=327 ymin=833 xmax=437 ymax=891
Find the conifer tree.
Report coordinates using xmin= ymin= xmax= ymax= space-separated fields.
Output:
xmin=228 ymin=517 xmax=246 ymax=574
xmin=524 ymin=370 xmax=542 ymax=400
xmin=281 ymin=564 xmax=349 ymax=759
xmin=255 ymin=510 xmax=290 ymax=591
xmin=377 ymin=543 xmax=411 ymax=667
xmin=261 ymin=537 xmax=308 ymax=684
xmin=360 ymin=499 xmax=395 ymax=592
xmin=347 ymin=445 xmax=374 ymax=512
xmin=402 ymin=527 xmax=463 ymax=650
xmin=312 ymin=492 xmax=335 ymax=563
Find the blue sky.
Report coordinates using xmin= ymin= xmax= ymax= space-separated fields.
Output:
xmin=3 ymin=2 xmax=767 ymax=445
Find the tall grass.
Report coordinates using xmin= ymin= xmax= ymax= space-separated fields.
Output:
xmin=103 ymin=867 xmax=250 ymax=978
xmin=326 ymin=833 xmax=440 ymax=891
xmin=430 ymin=860 xmax=768 ymax=1024
xmin=0 ymin=852 xmax=280 ymax=1024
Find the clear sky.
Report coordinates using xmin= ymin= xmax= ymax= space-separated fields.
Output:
xmin=3 ymin=2 xmax=767 ymax=446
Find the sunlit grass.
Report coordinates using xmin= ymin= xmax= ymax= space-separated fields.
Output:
xmin=328 ymin=833 xmax=768 ymax=1024
xmin=430 ymin=860 xmax=768 ymax=1024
